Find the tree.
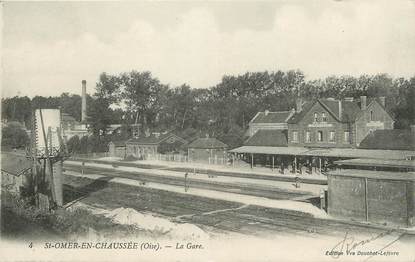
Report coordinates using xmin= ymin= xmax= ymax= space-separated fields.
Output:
xmin=119 ymin=71 xmax=167 ymax=129
xmin=1 ymin=122 xmax=30 ymax=149
xmin=393 ymin=77 xmax=415 ymax=129
xmin=66 ymin=135 xmax=81 ymax=153
xmin=88 ymin=97 xmax=113 ymax=136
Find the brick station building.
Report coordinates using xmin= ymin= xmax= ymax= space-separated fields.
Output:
xmin=230 ymin=96 xmax=412 ymax=174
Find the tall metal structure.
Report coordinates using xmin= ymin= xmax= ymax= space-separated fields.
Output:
xmin=28 ymin=108 xmax=69 ymax=210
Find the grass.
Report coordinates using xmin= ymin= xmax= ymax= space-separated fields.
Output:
xmin=1 ymin=189 xmax=161 ymax=240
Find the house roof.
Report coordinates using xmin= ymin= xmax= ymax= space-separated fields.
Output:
xmin=1 ymin=153 xmax=32 ymax=176
xmin=359 ymin=129 xmax=415 ymax=151
xmin=244 ymin=130 xmax=288 ymax=147
xmin=251 ymin=111 xmax=293 ymax=124
xmin=126 ymin=132 xmax=187 ymax=145
xmin=187 ymin=137 xmax=228 ymax=149
xmin=288 ymin=99 xmax=361 ymax=124
xmin=109 ymin=140 xmax=127 ymax=147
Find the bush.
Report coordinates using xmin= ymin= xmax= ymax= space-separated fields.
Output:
xmin=1 ymin=190 xmax=146 ymax=238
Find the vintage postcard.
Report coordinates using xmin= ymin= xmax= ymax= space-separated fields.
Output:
xmin=1 ymin=1 xmax=414 ymax=261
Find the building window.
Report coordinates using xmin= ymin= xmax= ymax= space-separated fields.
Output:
xmin=329 ymin=131 xmax=336 ymax=142
xmin=314 ymin=112 xmax=319 ymax=122
xmin=317 ymin=131 xmax=323 ymax=142
xmin=292 ymin=131 xmax=299 ymax=142
xmin=344 ymin=131 xmax=350 ymax=143
xmin=370 ymin=110 xmax=374 ymax=121
xmin=322 ymin=112 xmax=327 ymax=122
xmin=305 ymin=131 xmax=311 ymax=143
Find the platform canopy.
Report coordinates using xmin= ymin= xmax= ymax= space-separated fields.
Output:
xmin=229 ymin=146 xmax=308 ymax=156
xmin=328 ymin=169 xmax=415 ymax=181
xmin=230 ymin=146 xmax=415 ymax=160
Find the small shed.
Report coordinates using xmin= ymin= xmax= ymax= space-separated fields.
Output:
xmin=327 ymin=169 xmax=415 ymax=227
xmin=187 ymin=137 xmax=228 ymax=163
xmin=108 ymin=140 xmax=127 ymax=158
xmin=1 ymin=153 xmax=32 ymax=194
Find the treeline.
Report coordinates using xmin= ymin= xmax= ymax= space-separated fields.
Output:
xmin=91 ymin=71 xmax=415 ymax=135
xmin=2 ymin=70 xmax=415 ymax=149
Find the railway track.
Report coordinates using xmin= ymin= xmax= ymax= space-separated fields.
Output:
xmin=61 ymin=167 xmax=415 ymax=241
xmin=62 ymin=180 xmax=415 ymax=242
xmin=63 ymin=164 xmax=316 ymax=201
xmin=71 ymin=158 xmax=328 ymax=185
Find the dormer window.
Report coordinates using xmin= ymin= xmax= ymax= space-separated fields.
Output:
xmin=370 ymin=110 xmax=374 ymax=121
xmin=322 ymin=112 xmax=327 ymax=122
xmin=314 ymin=112 xmax=319 ymax=122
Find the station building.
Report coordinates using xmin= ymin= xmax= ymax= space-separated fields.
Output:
xmin=230 ymin=96 xmax=413 ymax=174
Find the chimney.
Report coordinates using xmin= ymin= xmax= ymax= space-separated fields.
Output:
xmin=81 ymin=80 xmax=87 ymax=123
xmin=379 ymin=96 xmax=386 ymax=107
xmin=338 ymin=100 xmax=342 ymax=121
xmin=264 ymin=110 xmax=269 ymax=116
xmin=360 ymin=96 xmax=367 ymax=110
xmin=296 ymin=98 xmax=302 ymax=113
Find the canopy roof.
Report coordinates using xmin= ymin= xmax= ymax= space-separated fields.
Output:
xmin=334 ymin=158 xmax=415 ymax=169
xmin=230 ymin=146 xmax=415 ymax=160
xmin=328 ymin=169 xmax=415 ymax=181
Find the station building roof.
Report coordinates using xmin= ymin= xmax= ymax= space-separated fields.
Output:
xmin=359 ymin=129 xmax=415 ymax=151
xmin=244 ymin=130 xmax=288 ymax=147
xmin=250 ymin=111 xmax=292 ymax=124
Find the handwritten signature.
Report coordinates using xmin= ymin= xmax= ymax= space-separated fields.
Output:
xmin=328 ymin=228 xmax=403 ymax=261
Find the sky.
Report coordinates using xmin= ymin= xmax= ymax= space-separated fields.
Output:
xmin=2 ymin=1 xmax=415 ymax=98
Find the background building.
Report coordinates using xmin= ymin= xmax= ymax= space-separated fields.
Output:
xmin=327 ymin=165 xmax=415 ymax=227
xmin=108 ymin=140 xmax=127 ymax=158
xmin=126 ymin=132 xmax=188 ymax=159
